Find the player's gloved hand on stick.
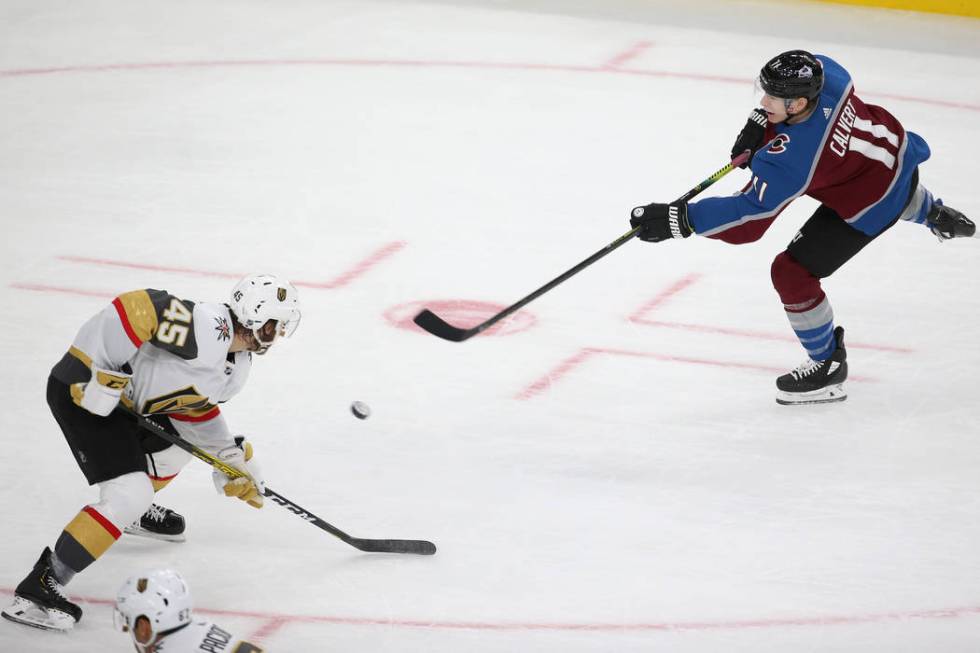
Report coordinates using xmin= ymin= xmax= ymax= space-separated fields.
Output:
xmin=70 ymin=366 xmax=131 ymax=416
xmin=730 ymin=108 xmax=769 ymax=168
xmin=630 ymin=202 xmax=693 ymax=242
xmin=212 ymin=437 xmax=265 ymax=509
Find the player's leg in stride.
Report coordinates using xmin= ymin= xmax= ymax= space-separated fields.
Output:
xmin=1 ymin=547 xmax=82 ymax=631
xmin=769 ymin=202 xmax=882 ymax=406
xmin=776 ymin=326 xmax=848 ymax=405
xmin=898 ymin=182 xmax=975 ymax=242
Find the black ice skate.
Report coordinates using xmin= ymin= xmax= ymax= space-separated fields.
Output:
xmin=927 ymin=202 xmax=975 ymax=241
xmin=776 ymin=327 xmax=848 ymax=405
xmin=124 ymin=503 xmax=186 ymax=542
xmin=1 ymin=547 xmax=82 ymax=631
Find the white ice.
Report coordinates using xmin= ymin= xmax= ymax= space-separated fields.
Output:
xmin=1 ymin=1 xmax=979 ymax=651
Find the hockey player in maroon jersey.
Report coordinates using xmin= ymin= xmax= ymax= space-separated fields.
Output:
xmin=1 ymin=274 xmax=301 ymax=632
xmin=629 ymin=50 xmax=974 ymax=405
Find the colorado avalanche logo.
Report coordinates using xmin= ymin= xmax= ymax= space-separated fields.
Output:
xmin=214 ymin=316 xmax=231 ymax=342
xmin=767 ymin=134 xmax=790 ymax=155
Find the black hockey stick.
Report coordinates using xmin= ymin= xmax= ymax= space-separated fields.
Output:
xmin=123 ymin=406 xmax=436 ymax=555
xmin=413 ymin=151 xmax=751 ymax=342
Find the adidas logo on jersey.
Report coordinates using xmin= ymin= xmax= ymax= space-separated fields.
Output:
xmin=823 ymin=107 xmax=832 ymax=119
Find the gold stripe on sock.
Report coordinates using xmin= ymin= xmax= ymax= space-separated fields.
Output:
xmin=63 ymin=507 xmax=120 ymax=559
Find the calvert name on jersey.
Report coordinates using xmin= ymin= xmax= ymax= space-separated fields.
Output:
xmin=689 ymin=54 xmax=931 ymax=242
xmin=51 ymin=289 xmax=251 ymax=451
xmin=154 ymin=620 xmax=263 ymax=652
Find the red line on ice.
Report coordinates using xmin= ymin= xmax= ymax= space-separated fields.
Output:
xmin=628 ymin=274 xmax=913 ymax=354
xmin=248 ymin=616 xmax=290 ymax=641
xmin=57 ymin=255 xmax=240 ymax=280
xmin=1 ymin=58 xmax=976 ymax=112
xmin=602 ymin=41 xmax=654 ymax=69
xmin=626 ymin=273 xmax=702 ymax=320
xmin=54 ymin=241 xmax=405 ymax=290
xmin=0 ymin=58 xmax=745 ymax=85
xmin=515 ymin=349 xmax=596 ymax=400
xmin=296 ymin=241 xmax=406 ymax=289
xmin=1 ymin=588 xmax=977 ymax=634
xmin=634 ymin=319 xmax=914 ymax=354
xmin=516 ymin=346 xmax=876 ymax=400
xmin=8 ymin=283 xmax=114 ymax=298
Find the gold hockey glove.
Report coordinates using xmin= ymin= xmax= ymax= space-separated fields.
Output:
xmin=70 ymin=366 xmax=131 ymax=417
xmin=212 ymin=439 xmax=265 ymax=509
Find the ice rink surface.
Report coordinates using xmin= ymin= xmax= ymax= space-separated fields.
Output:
xmin=1 ymin=0 xmax=979 ymax=650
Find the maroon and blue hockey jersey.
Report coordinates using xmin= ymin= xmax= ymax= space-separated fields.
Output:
xmin=689 ymin=54 xmax=931 ymax=242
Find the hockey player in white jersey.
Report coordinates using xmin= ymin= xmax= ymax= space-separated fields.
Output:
xmin=1 ymin=274 xmax=300 ymax=632
xmin=115 ymin=569 xmax=264 ymax=652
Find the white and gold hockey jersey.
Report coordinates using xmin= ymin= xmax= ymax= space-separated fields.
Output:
xmin=152 ymin=619 xmax=263 ymax=652
xmin=51 ymin=289 xmax=251 ymax=453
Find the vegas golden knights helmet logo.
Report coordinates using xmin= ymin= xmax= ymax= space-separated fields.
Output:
xmin=137 ymin=578 xmax=148 ymax=593
xmin=277 ymin=287 xmax=287 ymax=301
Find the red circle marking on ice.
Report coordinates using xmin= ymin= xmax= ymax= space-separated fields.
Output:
xmin=385 ymin=300 xmax=536 ymax=337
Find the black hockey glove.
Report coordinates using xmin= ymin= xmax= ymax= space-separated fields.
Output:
xmin=629 ymin=202 xmax=693 ymax=242
xmin=730 ymin=108 xmax=769 ymax=168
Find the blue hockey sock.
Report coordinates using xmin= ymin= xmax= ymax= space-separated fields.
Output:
xmin=785 ymin=296 xmax=836 ymax=362
xmin=899 ymin=183 xmax=935 ymax=227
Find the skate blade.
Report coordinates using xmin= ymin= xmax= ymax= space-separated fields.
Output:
xmin=1 ymin=597 xmax=75 ymax=632
xmin=776 ymin=384 xmax=847 ymax=406
xmin=123 ymin=524 xmax=186 ymax=543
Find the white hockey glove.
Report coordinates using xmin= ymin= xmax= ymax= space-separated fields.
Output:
xmin=70 ymin=366 xmax=131 ymax=416
xmin=212 ymin=437 xmax=265 ymax=509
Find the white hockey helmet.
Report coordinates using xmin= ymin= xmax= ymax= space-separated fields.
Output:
xmin=114 ymin=569 xmax=193 ymax=648
xmin=229 ymin=273 xmax=302 ymax=354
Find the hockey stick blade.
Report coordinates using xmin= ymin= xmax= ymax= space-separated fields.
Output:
xmin=413 ymin=308 xmax=474 ymax=342
xmin=349 ymin=538 xmax=437 ymax=555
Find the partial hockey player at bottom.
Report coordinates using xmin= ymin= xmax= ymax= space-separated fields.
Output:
xmin=114 ymin=568 xmax=264 ymax=652
xmin=775 ymin=326 xmax=848 ymax=405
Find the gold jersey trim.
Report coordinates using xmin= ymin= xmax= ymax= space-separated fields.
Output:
xmin=115 ymin=290 xmax=160 ymax=344
xmin=68 ymin=346 xmax=93 ymax=369
xmin=141 ymin=385 xmax=215 ymax=417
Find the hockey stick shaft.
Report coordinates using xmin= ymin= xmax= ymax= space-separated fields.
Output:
xmin=122 ymin=406 xmax=436 ymax=555
xmin=413 ymin=151 xmax=750 ymax=342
